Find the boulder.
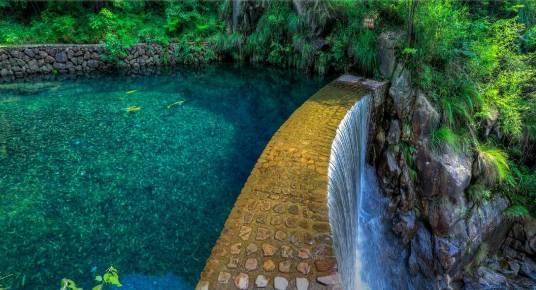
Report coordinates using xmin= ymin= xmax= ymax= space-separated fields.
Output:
xmin=389 ymin=64 xmax=414 ymax=120
xmin=378 ymin=31 xmax=399 ymax=78
xmin=416 ymin=144 xmax=472 ymax=198
xmin=412 ymin=92 xmax=439 ymax=142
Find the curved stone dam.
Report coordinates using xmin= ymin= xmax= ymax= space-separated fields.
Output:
xmin=197 ymin=75 xmax=404 ymax=290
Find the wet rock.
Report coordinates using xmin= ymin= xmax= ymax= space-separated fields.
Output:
xmin=409 ymin=223 xmax=435 ymax=278
xmin=520 ymin=257 xmax=536 ymax=280
xmin=434 ymin=236 xmax=461 ymax=273
xmin=465 ymin=266 xmax=536 ymax=290
xmin=316 ymin=272 xmax=341 ymax=285
xmin=314 ymin=258 xmax=337 ymax=272
xmin=393 ymin=210 xmax=417 ymax=244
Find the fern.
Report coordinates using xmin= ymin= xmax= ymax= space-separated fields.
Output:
xmin=504 ymin=205 xmax=530 ymax=219
xmin=431 ymin=126 xmax=460 ymax=150
xmin=476 ymin=146 xmax=510 ymax=184
xmin=467 ymin=183 xmax=492 ymax=204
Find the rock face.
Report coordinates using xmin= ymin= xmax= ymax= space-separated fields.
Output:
xmin=388 ymin=64 xmax=414 ymax=120
xmin=378 ymin=31 xmax=399 ymax=78
xmin=416 ymin=144 xmax=472 ymax=199
xmin=373 ymin=31 xmax=535 ymax=290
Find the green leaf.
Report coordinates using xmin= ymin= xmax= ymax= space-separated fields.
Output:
xmin=95 ymin=275 xmax=103 ymax=282
xmin=92 ymin=284 xmax=103 ymax=290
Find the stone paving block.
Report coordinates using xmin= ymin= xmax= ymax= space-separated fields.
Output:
xmin=197 ymin=79 xmax=372 ymax=290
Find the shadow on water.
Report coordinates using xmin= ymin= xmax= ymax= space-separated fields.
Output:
xmin=0 ymin=65 xmax=328 ymax=290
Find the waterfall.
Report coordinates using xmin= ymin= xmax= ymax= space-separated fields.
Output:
xmin=232 ymin=0 xmax=240 ymax=32
xmin=328 ymin=95 xmax=413 ymax=290
xmin=328 ymin=95 xmax=371 ymax=290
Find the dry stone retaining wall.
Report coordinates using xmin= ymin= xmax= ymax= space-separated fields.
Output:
xmin=0 ymin=44 xmax=189 ymax=81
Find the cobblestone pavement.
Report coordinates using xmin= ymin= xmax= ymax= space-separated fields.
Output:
xmin=196 ymin=77 xmax=370 ymax=290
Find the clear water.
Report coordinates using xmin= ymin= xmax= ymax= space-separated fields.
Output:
xmin=0 ymin=65 xmax=325 ymax=290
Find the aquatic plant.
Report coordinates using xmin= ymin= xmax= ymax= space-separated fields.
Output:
xmin=60 ymin=266 xmax=122 ymax=290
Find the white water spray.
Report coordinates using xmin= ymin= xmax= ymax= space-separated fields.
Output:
xmin=328 ymin=95 xmax=413 ymax=290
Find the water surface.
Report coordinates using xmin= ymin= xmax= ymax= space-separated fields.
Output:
xmin=0 ymin=65 xmax=325 ymax=289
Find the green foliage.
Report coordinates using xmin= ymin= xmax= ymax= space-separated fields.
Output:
xmin=476 ymin=145 xmax=510 ymax=183
xmin=60 ymin=279 xmax=82 ymax=290
xmin=467 ymin=183 xmax=492 ymax=204
xmin=0 ymin=0 xmax=534 ymax=216
xmin=61 ymin=266 xmax=121 ymax=290
xmin=432 ymin=126 xmax=460 ymax=150
xmin=505 ymin=204 xmax=530 ymax=219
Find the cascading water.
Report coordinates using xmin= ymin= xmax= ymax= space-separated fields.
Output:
xmin=328 ymin=95 xmax=413 ymax=290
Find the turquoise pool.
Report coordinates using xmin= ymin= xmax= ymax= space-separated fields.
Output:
xmin=0 ymin=66 xmax=325 ymax=289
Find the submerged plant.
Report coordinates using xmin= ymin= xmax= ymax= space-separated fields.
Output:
xmin=60 ymin=266 xmax=121 ymax=290
xmin=93 ymin=266 xmax=122 ymax=290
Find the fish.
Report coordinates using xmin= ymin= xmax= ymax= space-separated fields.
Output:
xmin=167 ymin=100 xmax=186 ymax=109
xmin=126 ymin=90 xmax=137 ymax=94
xmin=124 ymin=106 xmax=141 ymax=113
